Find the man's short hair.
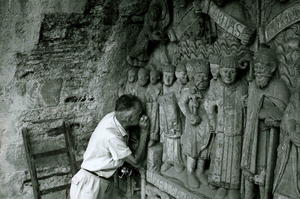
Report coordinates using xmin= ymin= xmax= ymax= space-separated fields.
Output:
xmin=115 ymin=94 xmax=142 ymax=112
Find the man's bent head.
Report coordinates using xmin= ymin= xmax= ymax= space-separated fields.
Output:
xmin=115 ymin=94 xmax=143 ymax=127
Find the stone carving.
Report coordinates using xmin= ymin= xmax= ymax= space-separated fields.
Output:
xmin=114 ymin=1 xmax=300 ymax=199
xmin=273 ymin=58 xmax=300 ymax=199
xmin=204 ymin=55 xmax=247 ymax=199
xmin=127 ymin=0 xmax=171 ymax=67
xmin=241 ymin=47 xmax=290 ymax=199
xmin=193 ymin=0 xmax=254 ymax=59
xmin=159 ymin=64 xmax=184 ymax=173
xmin=134 ymin=68 xmax=150 ymax=103
xmin=208 ymin=54 xmax=220 ymax=81
xmin=276 ymin=37 xmax=300 ymax=91
xmin=119 ymin=67 xmax=138 ymax=96
xmin=178 ymin=59 xmax=211 ymax=188
xmin=146 ymin=68 xmax=163 ymax=147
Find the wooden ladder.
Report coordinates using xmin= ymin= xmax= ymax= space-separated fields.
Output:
xmin=22 ymin=122 xmax=77 ymax=199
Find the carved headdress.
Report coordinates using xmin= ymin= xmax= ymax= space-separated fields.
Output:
xmin=209 ymin=54 xmax=221 ymax=65
xmin=186 ymin=59 xmax=210 ymax=76
xmin=162 ymin=64 xmax=176 ymax=73
xmin=220 ymin=56 xmax=239 ymax=69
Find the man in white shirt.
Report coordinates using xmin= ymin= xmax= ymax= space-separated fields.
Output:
xmin=70 ymin=94 xmax=149 ymax=199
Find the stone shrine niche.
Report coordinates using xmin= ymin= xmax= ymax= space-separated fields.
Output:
xmin=119 ymin=0 xmax=300 ymax=199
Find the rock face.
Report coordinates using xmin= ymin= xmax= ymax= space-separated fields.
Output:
xmin=1 ymin=0 xmax=300 ymax=199
xmin=0 ymin=0 xmax=141 ymax=198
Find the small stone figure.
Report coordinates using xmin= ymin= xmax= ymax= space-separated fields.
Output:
xmin=159 ymin=64 xmax=184 ymax=173
xmin=241 ymin=47 xmax=290 ymax=199
xmin=134 ymin=68 xmax=150 ymax=103
xmin=145 ymin=68 xmax=163 ymax=147
xmin=204 ymin=56 xmax=247 ymax=199
xmin=273 ymin=60 xmax=300 ymax=199
xmin=209 ymin=54 xmax=220 ymax=81
xmin=179 ymin=59 xmax=211 ymax=188
xmin=119 ymin=67 xmax=138 ymax=96
xmin=174 ymin=63 xmax=189 ymax=99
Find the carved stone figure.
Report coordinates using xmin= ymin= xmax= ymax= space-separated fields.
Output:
xmin=127 ymin=0 xmax=170 ymax=67
xmin=134 ymin=68 xmax=150 ymax=103
xmin=204 ymin=56 xmax=247 ymax=199
xmin=241 ymin=47 xmax=290 ymax=199
xmin=193 ymin=0 xmax=254 ymax=56
xmin=145 ymin=68 xmax=162 ymax=147
xmin=209 ymin=53 xmax=220 ymax=81
xmin=174 ymin=63 xmax=189 ymax=99
xmin=159 ymin=64 xmax=184 ymax=173
xmin=119 ymin=67 xmax=138 ymax=96
xmin=178 ymin=59 xmax=211 ymax=189
xmin=273 ymin=60 xmax=300 ymax=199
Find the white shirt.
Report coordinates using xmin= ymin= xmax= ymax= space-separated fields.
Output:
xmin=81 ymin=112 xmax=132 ymax=178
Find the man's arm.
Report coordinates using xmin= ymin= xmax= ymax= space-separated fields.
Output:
xmin=124 ymin=115 xmax=149 ymax=167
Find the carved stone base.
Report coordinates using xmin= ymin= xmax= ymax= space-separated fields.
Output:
xmin=146 ymin=183 xmax=174 ymax=199
xmin=146 ymin=170 xmax=214 ymax=199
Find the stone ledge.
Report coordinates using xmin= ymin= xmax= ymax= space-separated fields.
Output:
xmin=146 ymin=171 xmax=210 ymax=199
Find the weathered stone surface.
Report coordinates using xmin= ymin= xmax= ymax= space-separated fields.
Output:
xmin=40 ymin=79 xmax=63 ymax=106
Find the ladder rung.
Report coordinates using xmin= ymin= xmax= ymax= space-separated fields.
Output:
xmin=37 ymin=172 xmax=70 ymax=181
xmin=33 ymin=148 xmax=67 ymax=159
xmin=40 ymin=184 xmax=70 ymax=195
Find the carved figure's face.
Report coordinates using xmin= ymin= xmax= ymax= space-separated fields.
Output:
xmin=255 ymin=75 xmax=271 ymax=89
xmin=213 ymin=0 xmax=228 ymax=7
xmin=150 ymin=70 xmax=160 ymax=85
xmin=163 ymin=72 xmax=175 ymax=86
xmin=137 ymin=70 xmax=149 ymax=87
xmin=128 ymin=70 xmax=137 ymax=83
xmin=254 ymin=61 xmax=274 ymax=89
xmin=210 ymin=64 xmax=220 ymax=80
xmin=220 ymin=67 xmax=237 ymax=84
xmin=194 ymin=72 xmax=210 ymax=91
xmin=175 ymin=71 xmax=188 ymax=85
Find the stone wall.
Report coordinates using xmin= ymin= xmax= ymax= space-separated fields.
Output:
xmin=0 ymin=0 xmax=141 ymax=198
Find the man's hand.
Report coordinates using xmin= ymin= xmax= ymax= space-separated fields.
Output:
xmin=139 ymin=115 xmax=150 ymax=131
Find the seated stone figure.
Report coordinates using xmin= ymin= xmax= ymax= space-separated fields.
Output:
xmin=204 ymin=56 xmax=247 ymax=199
xmin=179 ymin=59 xmax=211 ymax=189
xmin=159 ymin=64 xmax=184 ymax=173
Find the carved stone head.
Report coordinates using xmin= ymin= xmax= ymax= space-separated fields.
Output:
xmin=253 ymin=48 xmax=277 ymax=89
xmin=137 ymin=68 xmax=150 ymax=87
xmin=187 ymin=59 xmax=210 ymax=91
xmin=150 ymin=69 xmax=161 ymax=85
xmin=209 ymin=54 xmax=221 ymax=80
xmin=163 ymin=65 xmax=176 ymax=87
xmin=220 ymin=56 xmax=238 ymax=85
xmin=175 ymin=63 xmax=189 ymax=85
xmin=127 ymin=67 xmax=138 ymax=83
